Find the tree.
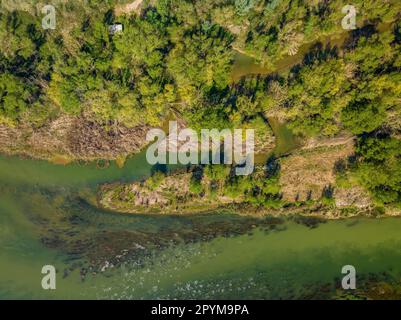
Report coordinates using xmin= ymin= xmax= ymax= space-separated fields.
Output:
xmin=353 ymin=136 xmax=401 ymax=206
xmin=0 ymin=73 xmax=31 ymax=125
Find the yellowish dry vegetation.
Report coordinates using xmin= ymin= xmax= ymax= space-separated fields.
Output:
xmin=280 ymin=140 xmax=355 ymax=202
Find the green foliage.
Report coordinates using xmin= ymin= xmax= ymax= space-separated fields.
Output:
xmin=189 ymin=165 xmax=204 ymax=195
xmin=341 ymin=102 xmax=387 ymax=135
xmin=0 ymin=2 xmax=238 ymax=129
xmin=0 ymin=73 xmax=31 ymax=125
xmin=321 ymin=185 xmax=335 ymax=207
xmin=356 ymin=136 xmax=401 ymax=162
xmin=145 ymin=171 xmax=166 ymax=190
xmin=241 ymin=0 xmax=401 ymax=66
xmin=283 ymin=27 xmax=401 ymax=137
xmin=167 ymin=24 xmax=234 ymax=108
xmin=0 ymin=10 xmax=40 ymax=60
xmin=352 ymin=136 xmax=401 ymax=206
xmin=224 ymin=157 xmax=283 ymax=208
xmin=189 ymin=176 xmax=203 ymax=195
xmin=287 ymin=59 xmax=350 ymax=136
xmin=0 ymin=1 xmax=399 ymax=135
xmin=204 ymin=164 xmax=231 ymax=194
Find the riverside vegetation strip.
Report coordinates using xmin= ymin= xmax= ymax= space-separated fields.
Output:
xmin=0 ymin=0 xmax=401 ymax=217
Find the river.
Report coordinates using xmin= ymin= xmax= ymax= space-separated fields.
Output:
xmin=1 ymin=150 xmax=401 ymax=299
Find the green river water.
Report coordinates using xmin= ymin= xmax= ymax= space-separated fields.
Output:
xmin=1 ymin=150 xmax=401 ymax=299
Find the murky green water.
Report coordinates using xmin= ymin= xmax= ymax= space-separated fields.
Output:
xmin=268 ymin=118 xmax=301 ymax=156
xmin=1 ymin=152 xmax=401 ymax=299
xmin=231 ymin=51 xmax=271 ymax=82
xmin=0 ymin=151 xmax=153 ymax=187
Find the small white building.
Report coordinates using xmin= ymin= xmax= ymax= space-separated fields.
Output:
xmin=108 ymin=24 xmax=123 ymax=35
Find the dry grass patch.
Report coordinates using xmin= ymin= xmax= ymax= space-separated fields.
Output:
xmin=0 ymin=114 xmax=149 ymax=161
xmin=115 ymin=0 xmax=144 ymax=16
xmin=280 ymin=140 xmax=355 ymax=202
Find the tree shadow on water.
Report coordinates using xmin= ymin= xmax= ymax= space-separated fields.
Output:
xmin=150 ymin=163 xmax=168 ymax=176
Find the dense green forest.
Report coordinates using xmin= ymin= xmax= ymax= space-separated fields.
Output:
xmin=1 ymin=0 xmax=401 ymax=209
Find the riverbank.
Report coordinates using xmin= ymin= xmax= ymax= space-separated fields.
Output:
xmin=94 ymin=126 xmax=393 ymax=220
xmin=0 ymin=114 xmax=151 ymax=164
xmin=0 ymin=111 xmax=276 ymax=165
xmin=96 ymin=161 xmax=401 ymax=220
xmin=97 ymin=187 xmax=400 ymax=221
xmin=2 ymin=113 xmax=394 ymax=221
xmin=97 ymin=181 xmax=390 ymax=220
